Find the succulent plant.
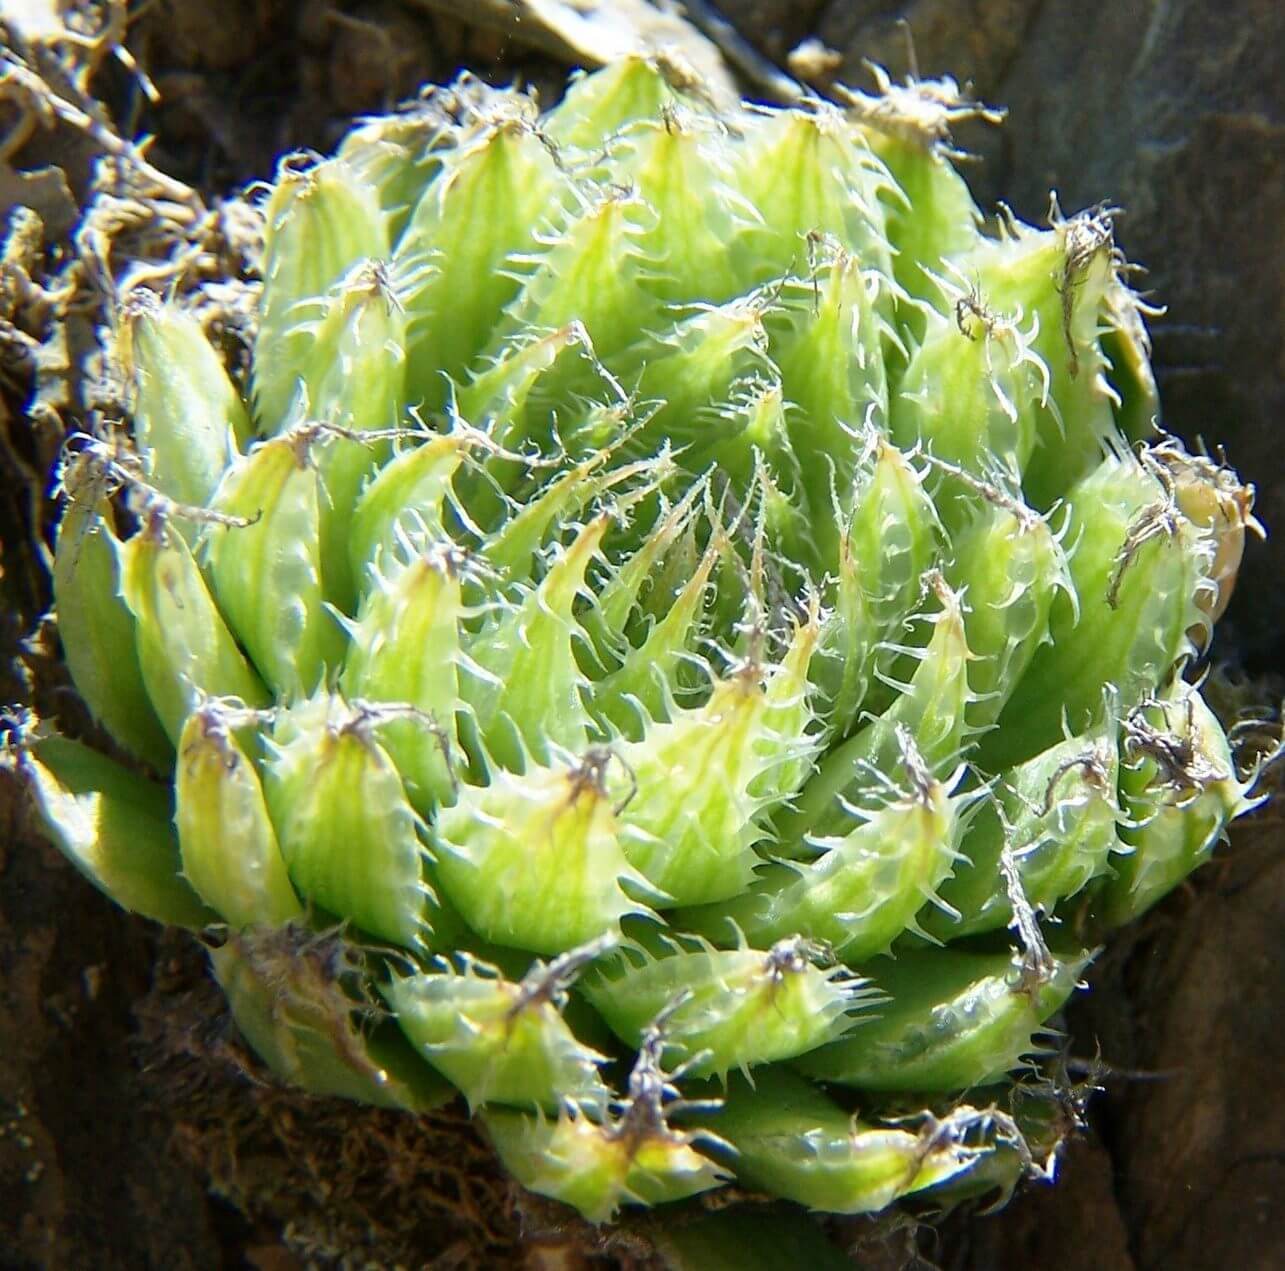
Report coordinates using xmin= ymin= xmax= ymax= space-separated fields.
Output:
xmin=18 ymin=56 xmax=1267 ymax=1240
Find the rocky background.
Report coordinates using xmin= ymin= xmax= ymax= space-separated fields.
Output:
xmin=1 ymin=2 xmax=1282 ymax=1267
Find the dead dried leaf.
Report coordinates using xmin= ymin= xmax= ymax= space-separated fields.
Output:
xmin=403 ymin=0 xmax=739 ymax=107
xmin=0 ymin=162 xmax=77 ymax=239
xmin=4 ymin=1 xmax=66 ymax=43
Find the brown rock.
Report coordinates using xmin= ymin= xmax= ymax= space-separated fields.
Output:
xmin=959 ymin=1135 xmax=1136 ymax=1271
xmin=1112 ymin=821 xmax=1285 ymax=1271
xmin=819 ymin=0 xmax=1040 ymax=95
xmin=0 ymin=772 xmax=225 ymax=1269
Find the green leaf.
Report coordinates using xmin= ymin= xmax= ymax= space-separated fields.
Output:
xmin=23 ymin=735 xmax=214 ymax=929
